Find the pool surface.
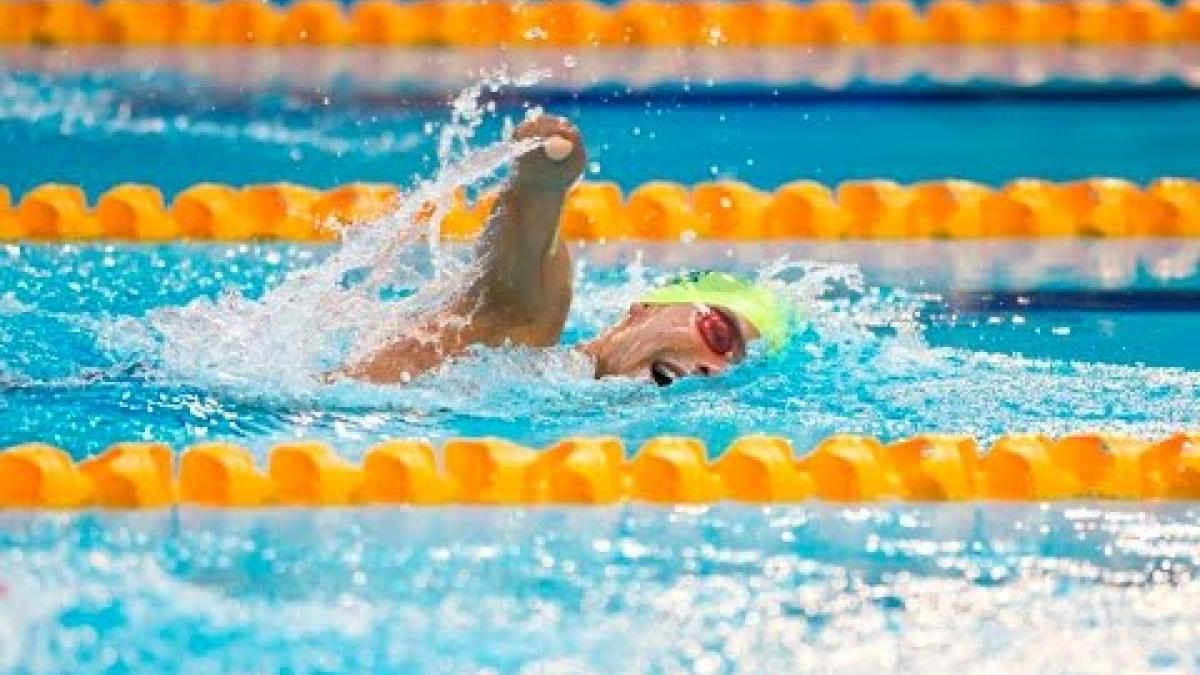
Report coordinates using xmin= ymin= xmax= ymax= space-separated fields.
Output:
xmin=3 ymin=57 xmax=1200 ymax=197
xmin=3 ymin=241 xmax=1200 ymax=459
xmin=3 ymin=504 xmax=1200 ymax=673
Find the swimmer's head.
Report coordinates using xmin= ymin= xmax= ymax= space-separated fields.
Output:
xmin=582 ymin=272 xmax=793 ymax=386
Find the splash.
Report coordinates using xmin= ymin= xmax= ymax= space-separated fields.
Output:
xmin=0 ymin=71 xmax=421 ymax=157
xmin=144 ymin=69 xmax=552 ymax=395
xmin=137 ymin=65 xmax=874 ymax=400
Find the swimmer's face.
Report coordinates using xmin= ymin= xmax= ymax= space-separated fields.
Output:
xmin=588 ymin=303 xmax=759 ymax=386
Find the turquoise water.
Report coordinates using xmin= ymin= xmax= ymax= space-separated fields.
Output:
xmin=2 ymin=68 xmax=1200 ymax=198
xmin=3 ymin=505 xmax=1200 ymax=673
xmin=4 ymin=57 xmax=1200 ymax=674
xmin=3 ymin=243 xmax=1198 ymax=675
xmin=3 ymin=242 xmax=1200 ymax=458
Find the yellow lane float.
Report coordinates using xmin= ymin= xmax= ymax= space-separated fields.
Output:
xmin=4 ymin=432 xmax=1200 ymax=508
xmin=3 ymin=0 xmax=1200 ymax=47
xmin=3 ymin=177 xmax=1198 ymax=242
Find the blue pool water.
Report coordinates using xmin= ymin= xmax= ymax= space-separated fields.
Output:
xmin=3 ymin=65 xmax=1200 ymax=197
xmin=2 ymin=505 xmax=1200 ymax=673
xmin=3 ymin=52 xmax=1200 ymax=674
xmin=3 ymin=242 xmax=1200 ymax=458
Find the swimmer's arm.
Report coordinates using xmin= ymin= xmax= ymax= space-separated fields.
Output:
xmin=469 ymin=118 xmax=585 ymax=318
xmin=472 ymin=186 xmax=569 ymax=307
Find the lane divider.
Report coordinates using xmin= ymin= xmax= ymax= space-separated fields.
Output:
xmin=2 ymin=432 xmax=1199 ymax=508
xmin=2 ymin=0 xmax=1200 ymax=48
xmin=2 ymin=177 xmax=1199 ymax=242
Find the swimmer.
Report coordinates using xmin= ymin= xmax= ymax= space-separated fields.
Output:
xmin=338 ymin=115 xmax=792 ymax=386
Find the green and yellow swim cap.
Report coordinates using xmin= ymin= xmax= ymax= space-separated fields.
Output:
xmin=638 ymin=271 xmax=795 ymax=352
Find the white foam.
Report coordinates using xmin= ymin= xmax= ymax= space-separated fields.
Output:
xmin=144 ymin=70 xmax=552 ymax=396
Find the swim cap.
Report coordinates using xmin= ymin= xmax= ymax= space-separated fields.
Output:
xmin=638 ymin=271 xmax=795 ymax=352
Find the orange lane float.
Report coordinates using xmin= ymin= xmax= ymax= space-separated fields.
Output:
xmin=1140 ymin=433 xmax=1200 ymax=499
xmin=269 ymin=441 xmax=363 ymax=505
xmin=630 ymin=436 xmax=725 ymax=503
xmin=529 ymin=436 xmax=627 ymax=503
xmin=926 ymin=0 xmax=988 ymax=43
xmin=693 ymin=180 xmax=771 ymax=239
xmin=239 ymin=183 xmax=326 ymax=241
xmin=905 ymin=180 xmax=990 ymax=238
xmin=624 ymin=181 xmax=699 ymax=240
xmin=17 ymin=183 xmax=100 ymax=241
xmin=0 ymin=186 xmax=15 ymax=239
xmin=865 ymin=0 xmax=926 ymax=44
xmin=444 ymin=437 xmax=538 ymax=504
xmin=279 ymin=0 xmax=351 ymax=46
xmin=3 ymin=0 xmax=1199 ymax=47
xmin=360 ymin=439 xmax=455 ymax=503
xmin=2 ymin=177 xmax=1200 ymax=242
xmin=0 ymin=443 xmax=93 ymax=508
xmin=79 ymin=442 xmax=176 ymax=507
xmin=837 ymin=179 xmax=913 ymax=239
xmin=561 ymin=181 xmax=624 ymax=241
xmin=1145 ymin=178 xmax=1200 ymax=237
xmin=800 ymin=434 xmax=904 ymax=500
xmin=981 ymin=179 xmax=1077 ymax=238
xmin=1183 ymin=0 xmax=1200 ymax=42
xmin=886 ymin=434 xmax=980 ymax=500
xmin=5 ymin=432 xmax=1200 ymax=507
xmin=760 ymin=181 xmax=848 ymax=239
xmin=350 ymin=0 xmax=424 ymax=45
xmin=210 ymin=0 xmax=282 ymax=45
xmin=979 ymin=433 xmax=1081 ymax=499
xmin=97 ymin=183 xmax=178 ymax=241
xmin=178 ymin=442 xmax=275 ymax=506
xmin=171 ymin=183 xmax=257 ymax=240
xmin=713 ymin=435 xmax=816 ymax=502
xmin=1057 ymin=178 xmax=1149 ymax=238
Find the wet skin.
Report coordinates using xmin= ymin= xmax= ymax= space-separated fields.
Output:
xmin=340 ymin=115 xmax=756 ymax=386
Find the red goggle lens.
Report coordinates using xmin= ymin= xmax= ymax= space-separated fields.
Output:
xmin=697 ymin=310 xmax=735 ymax=355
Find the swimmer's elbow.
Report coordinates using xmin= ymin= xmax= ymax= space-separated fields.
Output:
xmin=334 ymin=350 xmax=425 ymax=385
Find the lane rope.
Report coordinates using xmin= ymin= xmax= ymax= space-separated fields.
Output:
xmin=2 ymin=178 xmax=1198 ymax=241
xmin=2 ymin=0 xmax=1199 ymax=48
xmin=2 ymin=433 xmax=1198 ymax=507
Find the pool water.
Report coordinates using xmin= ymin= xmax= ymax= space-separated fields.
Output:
xmin=3 ymin=65 xmax=1200 ymax=197
xmin=3 ymin=505 xmax=1200 ymax=673
xmin=3 ymin=242 xmax=1200 ymax=459
xmin=3 ymin=50 xmax=1200 ymax=674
